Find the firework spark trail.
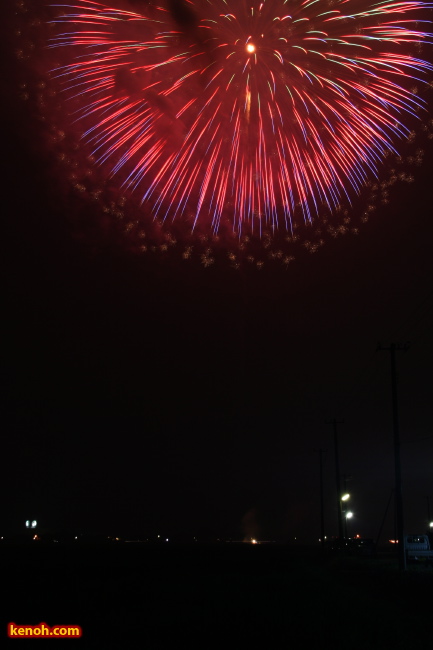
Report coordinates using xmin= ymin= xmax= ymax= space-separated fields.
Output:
xmin=48 ymin=0 xmax=433 ymax=237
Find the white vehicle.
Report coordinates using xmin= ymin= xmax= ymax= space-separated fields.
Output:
xmin=404 ymin=535 xmax=433 ymax=562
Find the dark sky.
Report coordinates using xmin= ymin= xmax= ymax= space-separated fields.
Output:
xmin=2 ymin=1 xmax=432 ymax=543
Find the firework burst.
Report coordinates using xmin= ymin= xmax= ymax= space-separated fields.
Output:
xmin=46 ymin=0 xmax=432 ymax=242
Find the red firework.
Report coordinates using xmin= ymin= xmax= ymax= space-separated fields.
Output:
xmin=13 ymin=0 xmax=429 ymax=265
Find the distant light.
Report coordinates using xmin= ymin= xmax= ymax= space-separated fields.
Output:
xmin=26 ymin=520 xmax=37 ymax=529
xmin=430 ymin=522 xmax=433 ymax=528
xmin=341 ymin=494 xmax=350 ymax=501
xmin=346 ymin=511 xmax=353 ymax=519
xmin=246 ymin=43 xmax=255 ymax=53
xmin=251 ymin=538 xmax=257 ymax=544
xmin=165 ymin=538 xmax=169 ymax=542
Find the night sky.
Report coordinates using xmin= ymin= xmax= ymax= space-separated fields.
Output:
xmin=3 ymin=0 xmax=432 ymax=544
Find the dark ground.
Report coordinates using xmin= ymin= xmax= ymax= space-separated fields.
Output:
xmin=2 ymin=543 xmax=432 ymax=648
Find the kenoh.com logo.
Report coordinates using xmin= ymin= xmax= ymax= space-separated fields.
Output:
xmin=8 ymin=623 xmax=82 ymax=638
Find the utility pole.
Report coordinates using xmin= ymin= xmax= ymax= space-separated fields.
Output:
xmin=326 ymin=419 xmax=344 ymax=540
xmin=376 ymin=489 xmax=394 ymax=549
xmin=378 ymin=341 xmax=409 ymax=571
xmin=318 ymin=449 xmax=326 ymax=551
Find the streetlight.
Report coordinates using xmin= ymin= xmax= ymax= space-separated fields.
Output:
xmin=345 ymin=511 xmax=353 ymax=538
xmin=341 ymin=494 xmax=351 ymax=537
